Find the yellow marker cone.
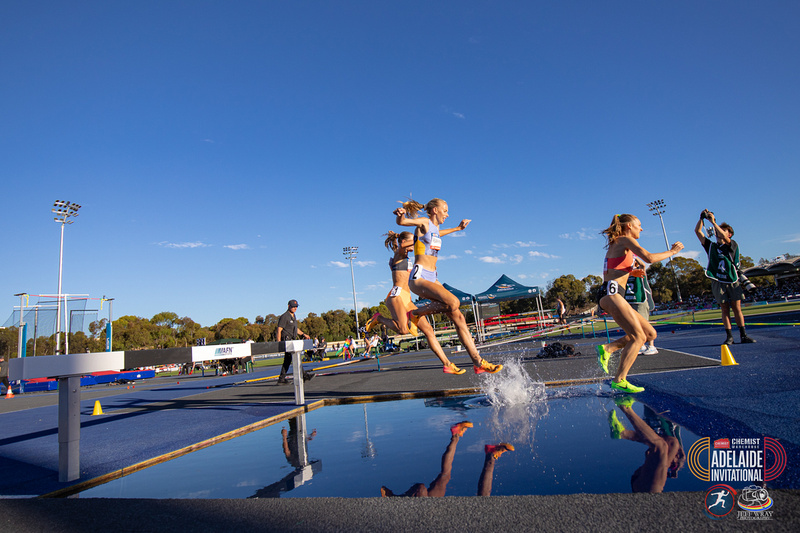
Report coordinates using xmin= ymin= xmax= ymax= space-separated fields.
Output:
xmin=92 ymin=400 xmax=104 ymax=415
xmin=721 ymin=345 xmax=738 ymax=366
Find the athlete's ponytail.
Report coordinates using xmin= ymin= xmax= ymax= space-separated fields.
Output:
xmin=384 ymin=230 xmax=413 ymax=252
xmin=399 ymin=197 xmax=446 ymax=218
xmin=600 ymin=213 xmax=637 ymax=248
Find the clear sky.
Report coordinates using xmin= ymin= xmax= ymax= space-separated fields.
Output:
xmin=2 ymin=1 xmax=799 ymax=327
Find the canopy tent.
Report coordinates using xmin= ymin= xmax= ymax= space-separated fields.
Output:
xmin=474 ymin=274 xmax=541 ymax=302
xmin=414 ymin=283 xmax=474 ymax=308
xmin=474 ymin=275 xmax=544 ymax=342
xmin=411 ymin=275 xmax=545 ymax=343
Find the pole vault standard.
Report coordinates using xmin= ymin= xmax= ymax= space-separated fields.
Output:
xmin=10 ymin=339 xmax=312 ymax=482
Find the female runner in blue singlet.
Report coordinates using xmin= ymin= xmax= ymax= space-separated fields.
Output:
xmin=597 ymin=214 xmax=683 ymax=393
xmin=395 ymin=198 xmax=501 ymax=374
xmin=364 ymin=230 xmax=467 ymax=374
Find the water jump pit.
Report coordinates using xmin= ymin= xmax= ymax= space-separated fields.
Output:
xmin=74 ymin=360 xmax=744 ymax=499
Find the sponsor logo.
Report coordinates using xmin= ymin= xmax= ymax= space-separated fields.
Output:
xmin=214 ymin=347 xmax=234 ymax=356
xmin=703 ymin=484 xmax=737 ymax=520
xmin=714 ymin=438 xmax=730 ymax=449
xmin=688 ymin=436 xmax=786 ymax=483
xmin=736 ymin=485 xmax=774 ymax=521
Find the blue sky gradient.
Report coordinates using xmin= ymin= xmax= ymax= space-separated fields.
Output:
xmin=2 ymin=1 xmax=798 ymax=326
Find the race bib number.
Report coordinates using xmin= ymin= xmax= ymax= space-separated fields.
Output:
xmin=607 ymin=281 xmax=620 ymax=295
xmin=430 ymin=235 xmax=442 ymax=251
xmin=411 ymin=264 xmax=422 ymax=281
xmin=389 ymin=286 xmax=402 ymax=298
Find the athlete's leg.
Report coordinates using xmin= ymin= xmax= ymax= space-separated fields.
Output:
xmin=600 ymin=295 xmax=646 ymax=384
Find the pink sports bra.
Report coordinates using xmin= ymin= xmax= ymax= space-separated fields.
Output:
xmin=604 ymin=249 xmax=634 ymax=274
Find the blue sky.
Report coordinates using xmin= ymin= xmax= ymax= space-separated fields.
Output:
xmin=2 ymin=1 xmax=799 ymax=327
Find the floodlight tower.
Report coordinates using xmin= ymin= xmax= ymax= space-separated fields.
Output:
xmin=52 ymin=200 xmax=81 ymax=354
xmin=646 ymin=199 xmax=682 ymax=302
xmin=342 ymin=246 xmax=361 ymax=339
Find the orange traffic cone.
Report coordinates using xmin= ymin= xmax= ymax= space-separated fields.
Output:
xmin=721 ymin=344 xmax=738 ymax=366
xmin=4 ymin=386 xmax=13 ymax=399
xmin=92 ymin=400 xmax=104 ymax=415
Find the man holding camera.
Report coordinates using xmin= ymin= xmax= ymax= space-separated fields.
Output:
xmin=695 ymin=210 xmax=756 ymax=345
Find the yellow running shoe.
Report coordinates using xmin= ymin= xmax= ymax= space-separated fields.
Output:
xmin=608 ymin=410 xmax=627 ymax=439
xmin=611 ymin=379 xmax=645 ymax=394
xmin=443 ymin=363 xmax=466 ymax=375
xmin=474 ymin=359 xmax=503 ymax=374
xmin=451 ymin=421 xmax=473 ymax=437
xmin=596 ymin=344 xmax=610 ymax=374
xmin=364 ymin=312 xmax=380 ymax=333
xmin=485 ymin=443 xmax=515 ymax=459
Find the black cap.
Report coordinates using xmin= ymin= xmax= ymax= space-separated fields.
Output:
xmin=288 ymin=299 xmax=299 ymax=307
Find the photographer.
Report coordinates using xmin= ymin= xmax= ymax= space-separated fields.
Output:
xmin=694 ymin=210 xmax=756 ymax=345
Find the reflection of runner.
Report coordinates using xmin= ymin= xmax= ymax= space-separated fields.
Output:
xmin=380 ymin=421 xmax=513 ymax=497
xmin=608 ymin=396 xmax=685 ymax=493
xmin=395 ymin=198 xmax=502 ymax=375
xmin=364 ymin=231 xmax=467 ymax=375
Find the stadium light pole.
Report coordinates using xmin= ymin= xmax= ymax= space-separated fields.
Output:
xmin=342 ymin=246 xmax=361 ymax=339
xmin=52 ymin=200 xmax=81 ymax=354
xmin=646 ymin=199 xmax=682 ymax=302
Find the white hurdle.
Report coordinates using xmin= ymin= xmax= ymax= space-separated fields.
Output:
xmin=9 ymin=339 xmax=313 ymax=482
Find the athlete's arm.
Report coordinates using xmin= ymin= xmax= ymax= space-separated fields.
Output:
xmin=439 ymin=219 xmax=471 ymax=236
xmin=619 ymin=236 xmax=683 ymax=264
xmin=394 ymin=208 xmax=429 ymax=232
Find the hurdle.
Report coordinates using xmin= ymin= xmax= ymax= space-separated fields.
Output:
xmin=9 ymin=339 xmax=312 ymax=482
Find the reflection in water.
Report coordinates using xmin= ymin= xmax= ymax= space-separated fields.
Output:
xmin=362 ymin=404 xmax=376 ymax=459
xmin=78 ymin=385 xmax=717 ymax=499
xmin=608 ymin=396 xmax=686 ymax=493
xmin=249 ymin=413 xmax=321 ymax=498
xmin=380 ymin=421 xmax=514 ymax=497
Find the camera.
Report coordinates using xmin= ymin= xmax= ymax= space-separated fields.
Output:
xmin=740 ymin=485 xmax=768 ymax=505
xmin=738 ymin=270 xmax=757 ymax=296
xmin=700 ymin=209 xmax=714 ymax=221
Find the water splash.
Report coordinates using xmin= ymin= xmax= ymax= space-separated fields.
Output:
xmin=480 ymin=357 xmax=546 ymax=407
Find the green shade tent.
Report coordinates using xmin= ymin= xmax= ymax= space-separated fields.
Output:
xmin=474 ymin=275 xmax=544 ymax=342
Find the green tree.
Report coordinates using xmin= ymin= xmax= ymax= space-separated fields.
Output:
xmin=214 ymin=318 xmax=249 ymax=341
xmin=322 ymin=309 xmax=353 ymax=341
xmin=301 ymin=312 xmax=328 ymax=339
xmin=545 ymin=275 xmax=587 ymax=312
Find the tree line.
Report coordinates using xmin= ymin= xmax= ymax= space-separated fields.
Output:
xmin=1 ymin=256 xmax=775 ymax=357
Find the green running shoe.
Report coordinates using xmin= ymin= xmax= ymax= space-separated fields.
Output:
xmin=608 ymin=410 xmax=625 ymax=439
xmin=614 ymin=395 xmax=636 ymax=408
xmin=611 ymin=379 xmax=645 ymax=394
xmin=595 ymin=345 xmax=610 ymax=374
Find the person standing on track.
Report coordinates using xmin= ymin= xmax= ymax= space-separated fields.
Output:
xmin=395 ymin=198 xmax=501 ymax=375
xmin=595 ymin=214 xmax=683 ymax=393
xmin=694 ymin=209 xmax=756 ymax=345
xmin=275 ymin=299 xmax=314 ymax=384
xmin=363 ymin=230 xmax=471 ymax=374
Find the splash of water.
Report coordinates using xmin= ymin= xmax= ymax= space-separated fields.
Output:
xmin=478 ymin=358 xmax=549 ymax=447
xmin=480 ymin=357 xmax=546 ymax=407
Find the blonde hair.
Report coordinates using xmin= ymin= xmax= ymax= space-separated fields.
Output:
xmin=600 ymin=213 xmax=638 ymax=248
xmin=399 ymin=197 xmax=446 ymax=218
xmin=384 ymin=230 xmax=414 ymax=252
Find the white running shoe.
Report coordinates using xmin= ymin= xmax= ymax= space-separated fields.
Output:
xmin=642 ymin=345 xmax=659 ymax=355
